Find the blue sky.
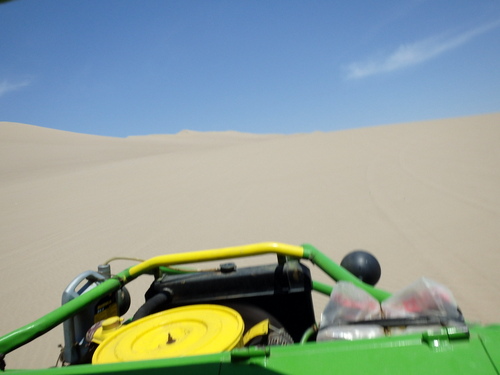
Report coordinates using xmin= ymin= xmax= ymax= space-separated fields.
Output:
xmin=1 ymin=1 xmax=499 ymax=137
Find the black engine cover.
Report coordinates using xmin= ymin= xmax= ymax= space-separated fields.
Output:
xmin=142 ymin=260 xmax=315 ymax=342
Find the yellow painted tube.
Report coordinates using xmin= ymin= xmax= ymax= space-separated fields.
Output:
xmin=128 ymin=242 xmax=304 ymax=277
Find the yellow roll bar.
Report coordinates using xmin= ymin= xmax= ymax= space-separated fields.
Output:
xmin=128 ymin=242 xmax=304 ymax=277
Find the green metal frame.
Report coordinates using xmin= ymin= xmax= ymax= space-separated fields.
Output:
xmin=1 ymin=242 xmax=499 ymax=374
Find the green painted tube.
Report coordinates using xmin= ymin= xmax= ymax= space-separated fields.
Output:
xmin=301 ymin=244 xmax=391 ymax=301
xmin=0 ymin=277 xmax=124 ymax=355
xmin=312 ymin=281 xmax=333 ymax=296
xmin=300 ymin=325 xmax=318 ymax=344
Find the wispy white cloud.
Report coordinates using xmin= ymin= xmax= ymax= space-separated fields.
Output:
xmin=0 ymin=79 xmax=31 ymax=98
xmin=345 ymin=19 xmax=500 ymax=79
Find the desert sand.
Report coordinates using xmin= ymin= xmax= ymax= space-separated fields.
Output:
xmin=1 ymin=113 xmax=499 ymax=369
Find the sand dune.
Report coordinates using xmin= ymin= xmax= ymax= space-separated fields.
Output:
xmin=1 ymin=113 xmax=499 ymax=369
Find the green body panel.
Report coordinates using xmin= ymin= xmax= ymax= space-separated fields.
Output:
xmin=5 ymin=353 xmax=224 ymax=375
xmin=258 ymin=328 xmax=498 ymax=375
xmin=5 ymin=326 xmax=500 ymax=374
xmin=474 ymin=325 xmax=500 ymax=372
